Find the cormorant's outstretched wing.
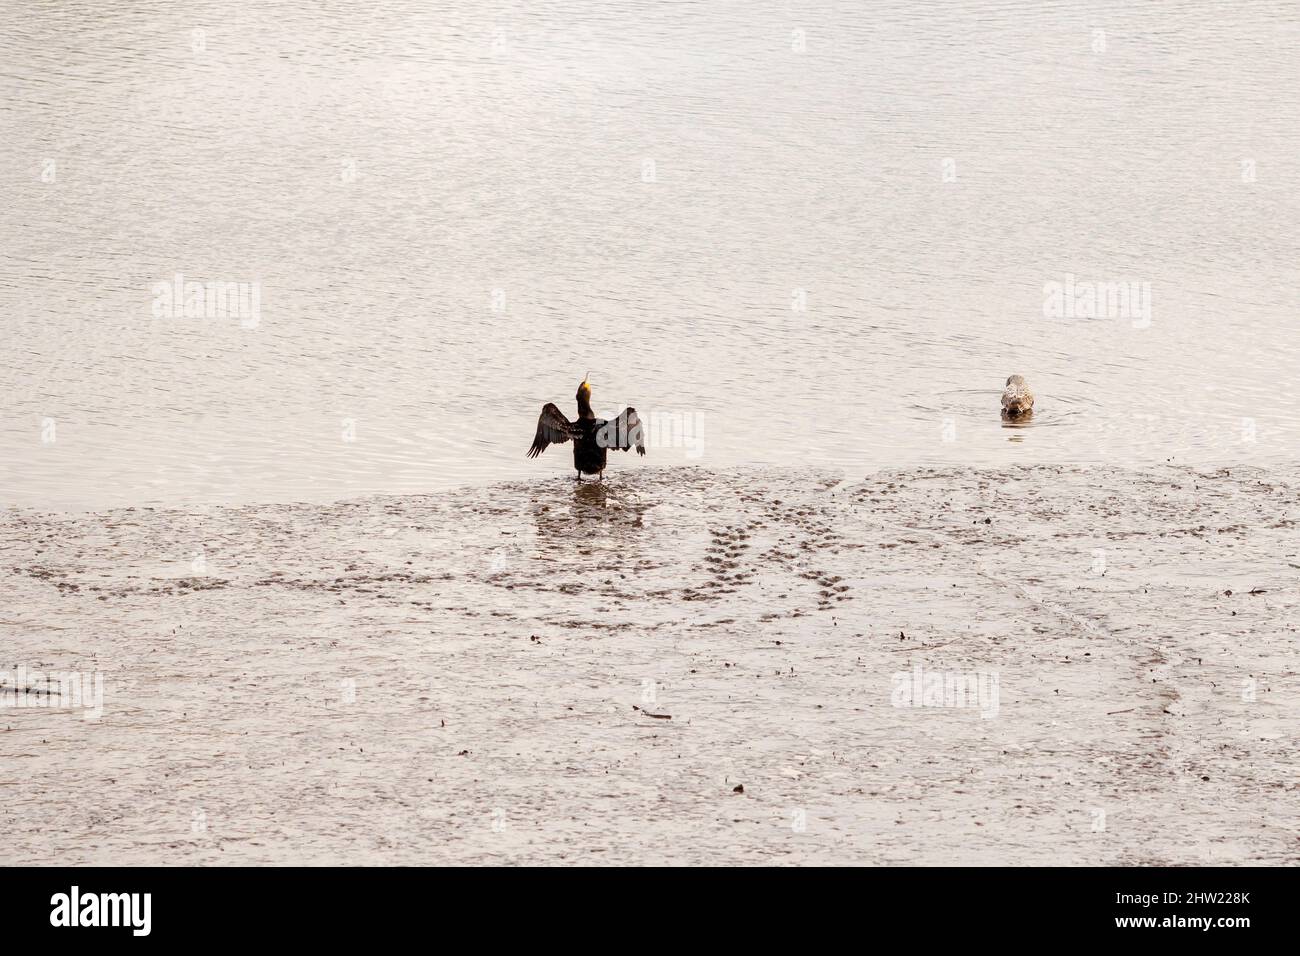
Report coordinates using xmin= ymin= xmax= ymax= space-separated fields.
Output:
xmin=527 ymin=403 xmax=579 ymax=458
xmin=597 ymin=407 xmax=646 ymax=456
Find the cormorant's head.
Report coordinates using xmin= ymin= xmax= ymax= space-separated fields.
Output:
xmin=1006 ymin=374 xmax=1026 ymax=387
xmin=576 ymin=377 xmax=592 ymax=402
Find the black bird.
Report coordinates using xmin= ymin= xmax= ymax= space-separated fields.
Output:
xmin=526 ymin=377 xmax=645 ymax=480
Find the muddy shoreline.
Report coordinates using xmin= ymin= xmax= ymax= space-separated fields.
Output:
xmin=1 ymin=465 xmax=1296 ymax=865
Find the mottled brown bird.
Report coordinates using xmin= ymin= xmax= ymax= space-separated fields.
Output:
xmin=527 ymin=377 xmax=645 ymax=480
xmin=1001 ymin=374 xmax=1035 ymax=418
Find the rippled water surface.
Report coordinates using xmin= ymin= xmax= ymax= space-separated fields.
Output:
xmin=3 ymin=0 xmax=1299 ymax=510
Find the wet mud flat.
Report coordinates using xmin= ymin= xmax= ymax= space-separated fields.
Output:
xmin=1 ymin=465 xmax=1296 ymax=865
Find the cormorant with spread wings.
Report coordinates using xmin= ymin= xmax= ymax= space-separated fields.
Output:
xmin=526 ymin=377 xmax=645 ymax=480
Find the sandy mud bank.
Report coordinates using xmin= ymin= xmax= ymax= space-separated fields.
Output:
xmin=1 ymin=465 xmax=1295 ymax=864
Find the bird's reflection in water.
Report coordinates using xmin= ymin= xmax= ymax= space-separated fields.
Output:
xmin=1002 ymin=408 xmax=1033 ymax=442
xmin=575 ymin=481 xmax=611 ymax=508
xmin=532 ymin=481 xmax=646 ymax=542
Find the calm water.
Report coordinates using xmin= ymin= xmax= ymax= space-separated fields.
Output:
xmin=3 ymin=0 xmax=1298 ymax=510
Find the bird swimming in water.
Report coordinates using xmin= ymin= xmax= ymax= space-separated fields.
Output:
xmin=527 ymin=376 xmax=645 ymax=480
xmin=1001 ymin=374 xmax=1035 ymax=419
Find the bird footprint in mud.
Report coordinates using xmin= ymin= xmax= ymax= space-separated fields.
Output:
xmin=703 ymin=525 xmax=752 ymax=590
xmin=680 ymin=525 xmax=752 ymax=601
xmin=757 ymin=496 xmax=852 ymax=611
xmin=789 ymin=562 xmax=850 ymax=611
xmin=687 ymin=492 xmax=855 ymax=616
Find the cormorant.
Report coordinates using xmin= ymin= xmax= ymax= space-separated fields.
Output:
xmin=527 ymin=377 xmax=645 ymax=480
xmin=1001 ymin=374 xmax=1035 ymax=418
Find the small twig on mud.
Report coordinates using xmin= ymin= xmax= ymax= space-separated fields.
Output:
xmin=632 ymin=705 xmax=672 ymax=720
